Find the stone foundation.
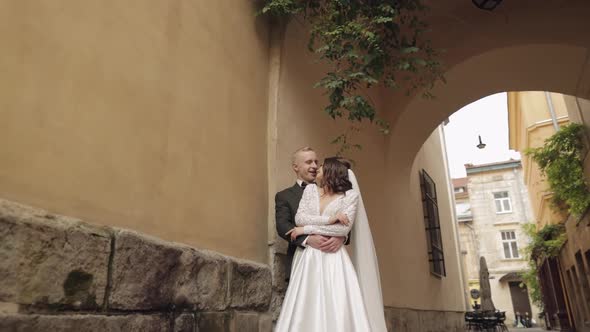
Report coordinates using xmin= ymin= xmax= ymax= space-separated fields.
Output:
xmin=384 ymin=306 xmax=465 ymax=332
xmin=0 ymin=198 xmax=271 ymax=332
xmin=0 ymin=197 xmax=466 ymax=331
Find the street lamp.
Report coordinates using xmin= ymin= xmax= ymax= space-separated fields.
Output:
xmin=472 ymin=0 xmax=503 ymax=11
xmin=477 ymin=135 xmax=486 ymax=149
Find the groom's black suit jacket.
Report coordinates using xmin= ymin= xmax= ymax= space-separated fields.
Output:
xmin=275 ymin=183 xmax=351 ymax=281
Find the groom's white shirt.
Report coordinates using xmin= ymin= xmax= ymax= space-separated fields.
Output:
xmin=296 ymin=179 xmax=309 ymax=247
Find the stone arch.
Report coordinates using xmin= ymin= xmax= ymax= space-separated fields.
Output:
xmin=272 ymin=0 xmax=590 ymax=312
xmin=379 ymin=42 xmax=590 ymax=307
xmin=388 ymin=43 xmax=590 ymax=168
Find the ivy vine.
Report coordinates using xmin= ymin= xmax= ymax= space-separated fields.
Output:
xmin=526 ymin=123 xmax=590 ymax=216
xmin=520 ymin=223 xmax=567 ymax=311
xmin=259 ymin=0 xmax=444 ymax=153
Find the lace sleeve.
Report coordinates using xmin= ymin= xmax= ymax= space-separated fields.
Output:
xmin=303 ymin=190 xmax=359 ymax=236
xmin=295 ymin=185 xmax=332 ymax=226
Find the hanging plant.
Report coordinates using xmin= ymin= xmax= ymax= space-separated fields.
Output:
xmin=523 ymin=223 xmax=567 ymax=262
xmin=526 ymin=123 xmax=590 ymax=216
xmin=258 ymin=0 xmax=444 ymax=152
xmin=520 ymin=223 xmax=567 ymax=310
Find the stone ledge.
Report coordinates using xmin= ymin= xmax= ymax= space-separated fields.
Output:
xmin=108 ymin=229 xmax=184 ymax=310
xmin=109 ymin=230 xmax=273 ymax=312
xmin=384 ymin=307 xmax=465 ymax=332
xmin=0 ymin=199 xmax=111 ymax=310
xmin=229 ymin=259 xmax=272 ymax=311
xmin=108 ymin=229 xmax=231 ymax=311
xmin=196 ymin=312 xmax=232 ymax=332
xmin=196 ymin=311 xmax=272 ymax=332
xmin=173 ymin=312 xmax=194 ymax=332
xmin=271 ymin=253 xmax=288 ymax=292
xmin=269 ymin=290 xmax=284 ymax=321
xmin=176 ymin=248 xmax=230 ymax=311
xmin=0 ymin=313 xmax=169 ymax=332
xmin=0 ymin=197 xmax=273 ymax=315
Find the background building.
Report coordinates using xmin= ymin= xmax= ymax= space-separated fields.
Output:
xmin=509 ymin=91 xmax=590 ymax=331
xmin=454 ymin=160 xmax=542 ymax=324
xmin=453 ymin=177 xmax=479 ymax=308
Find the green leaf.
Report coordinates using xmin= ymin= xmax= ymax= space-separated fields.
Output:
xmin=526 ymin=123 xmax=590 ymax=216
xmin=258 ymin=0 xmax=444 ymax=150
xmin=402 ymin=46 xmax=420 ymax=54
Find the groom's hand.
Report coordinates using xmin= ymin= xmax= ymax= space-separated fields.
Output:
xmin=305 ymin=235 xmax=329 ymax=250
xmin=319 ymin=236 xmax=345 ymax=253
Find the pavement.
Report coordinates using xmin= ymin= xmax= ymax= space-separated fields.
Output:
xmin=507 ymin=328 xmax=546 ymax=332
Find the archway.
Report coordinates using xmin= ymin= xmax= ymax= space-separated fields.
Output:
xmin=274 ymin=1 xmax=590 ymax=315
xmin=378 ymin=42 xmax=590 ymax=310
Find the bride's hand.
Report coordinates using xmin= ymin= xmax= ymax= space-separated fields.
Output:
xmin=336 ymin=213 xmax=350 ymax=226
xmin=286 ymin=227 xmax=305 ymax=241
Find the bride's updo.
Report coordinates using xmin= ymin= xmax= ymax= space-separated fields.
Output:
xmin=321 ymin=157 xmax=352 ymax=194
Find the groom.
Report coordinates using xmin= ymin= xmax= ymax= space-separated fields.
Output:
xmin=275 ymin=146 xmax=348 ymax=281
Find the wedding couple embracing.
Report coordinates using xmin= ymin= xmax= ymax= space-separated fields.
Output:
xmin=274 ymin=147 xmax=388 ymax=332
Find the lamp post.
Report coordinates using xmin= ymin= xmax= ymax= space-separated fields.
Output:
xmin=472 ymin=0 xmax=503 ymax=11
xmin=477 ymin=135 xmax=486 ymax=149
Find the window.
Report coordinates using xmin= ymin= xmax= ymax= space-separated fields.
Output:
xmin=420 ymin=170 xmax=446 ymax=277
xmin=455 ymin=202 xmax=472 ymax=222
xmin=575 ymin=251 xmax=590 ymax=311
xmin=501 ymin=230 xmax=519 ymax=259
xmin=568 ymin=267 xmax=586 ymax=321
xmin=494 ymin=191 xmax=512 ymax=213
xmin=454 ymin=186 xmax=465 ymax=194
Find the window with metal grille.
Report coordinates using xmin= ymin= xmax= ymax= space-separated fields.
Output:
xmin=500 ymin=230 xmax=519 ymax=259
xmin=420 ymin=169 xmax=446 ymax=278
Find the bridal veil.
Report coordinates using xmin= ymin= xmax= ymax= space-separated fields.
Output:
xmin=348 ymin=169 xmax=387 ymax=332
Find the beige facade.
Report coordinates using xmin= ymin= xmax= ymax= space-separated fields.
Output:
xmin=0 ymin=0 xmax=271 ymax=262
xmin=508 ymin=92 xmax=570 ymax=229
xmin=453 ymin=178 xmax=479 ymax=307
xmin=508 ymin=91 xmax=590 ymax=331
xmin=455 ymin=161 xmax=541 ymax=324
xmin=562 ymin=96 xmax=590 ymax=332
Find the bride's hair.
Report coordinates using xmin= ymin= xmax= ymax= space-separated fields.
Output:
xmin=322 ymin=157 xmax=352 ymax=194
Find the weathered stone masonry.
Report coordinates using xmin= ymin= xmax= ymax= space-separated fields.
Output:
xmin=0 ymin=198 xmax=272 ymax=332
xmin=0 ymin=197 xmax=465 ymax=332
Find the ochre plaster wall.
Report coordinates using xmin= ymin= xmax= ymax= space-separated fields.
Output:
xmin=0 ymin=0 xmax=270 ymax=262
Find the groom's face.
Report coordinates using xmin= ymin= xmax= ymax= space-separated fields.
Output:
xmin=293 ymin=151 xmax=318 ymax=183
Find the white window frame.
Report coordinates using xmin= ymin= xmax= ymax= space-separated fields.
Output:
xmin=501 ymin=230 xmax=520 ymax=259
xmin=494 ymin=191 xmax=512 ymax=214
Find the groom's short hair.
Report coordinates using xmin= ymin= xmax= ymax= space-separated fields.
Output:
xmin=292 ymin=146 xmax=315 ymax=164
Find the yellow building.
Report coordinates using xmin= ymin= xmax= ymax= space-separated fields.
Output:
xmin=508 ymin=92 xmax=570 ymax=230
xmin=508 ymin=91 xmax=590 ymax=331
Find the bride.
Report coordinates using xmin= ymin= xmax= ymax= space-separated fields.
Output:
xmin=275 ymin=157 xmax=387 ymax=332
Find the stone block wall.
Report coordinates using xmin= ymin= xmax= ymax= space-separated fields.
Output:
xmin=0 ymin=197 xmax=466 ymax=331
xmin=0 ymin=198 xmax=272 ymax=332
xmin=384 ymin=307 xmax=465 ymax=332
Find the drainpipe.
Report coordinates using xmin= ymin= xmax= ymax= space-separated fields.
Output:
xmin=545 ymin=92 xmax=560 ymax=132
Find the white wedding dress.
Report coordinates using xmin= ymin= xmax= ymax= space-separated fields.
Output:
xmin=275 ymin=170 xmax=388 ymax=332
